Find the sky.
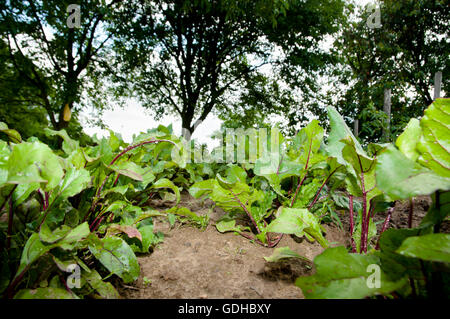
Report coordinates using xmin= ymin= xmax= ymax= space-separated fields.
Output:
xmin=79 ymin=0 xmax=377 ymax=147
xmin=80 ymin=100 xmax=223 ymax=147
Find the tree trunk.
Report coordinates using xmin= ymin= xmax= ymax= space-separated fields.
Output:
xmin=181 ymin=115 xmax=194 ymax=140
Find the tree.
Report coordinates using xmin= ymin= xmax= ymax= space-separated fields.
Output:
xmin=328 ymin=0 xmax=448 ymax=143
xmin=381 ymin=0 xmax=449 ymax=106
xmin=330 ymin=4 xmax=399 ymax=143
xmin=0 ymin=39 xmax=49 ymax=141
xmin=112 ymin=0 xmax=345 ymax=137
xmin=0 ymin=0 xmax=121 ymax=132
xmin=217 ymin=0 xmax=346 ymax=135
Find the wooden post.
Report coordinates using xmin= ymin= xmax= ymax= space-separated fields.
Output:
xmin=382 ymin=88 xmax=391 ymax=141
xmin=353 ymin=119 xmax=359 ymax=137
xmin=434 ymin=71 xmax=442 ymax=100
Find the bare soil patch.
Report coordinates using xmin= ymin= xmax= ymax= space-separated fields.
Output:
xmin=118 ymin=193 xmax=445 ymax=299
xmin=118 ymin=193 xmax=348 ymax=299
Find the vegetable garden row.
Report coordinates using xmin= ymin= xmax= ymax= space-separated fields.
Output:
xmin=0 ymin=99 xmax=449 ymax=299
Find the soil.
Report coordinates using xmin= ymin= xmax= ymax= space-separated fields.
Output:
xmin=118 ymin=193 xmax=447 ymax=299
xmin=372 ymin=195 xmax=449 ymax=234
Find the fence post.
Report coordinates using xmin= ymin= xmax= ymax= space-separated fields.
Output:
xmin=353 ymin=119 xmax=359 ymax=137
xmin=383 ymin=88 xmax=391 ymax=141
xmin=434 ymin=71 xmax=442 ymax=100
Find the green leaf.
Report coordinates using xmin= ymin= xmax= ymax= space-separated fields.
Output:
xmin=82 ymin=268 xmax=120 ymax=299
xmin=377 ymin=228 xmax=423 ymax=281
xmin=0 ymin=140 xmax=10 ymax=185
xmin=291 ymin=178 xmax=322 ymax=208
xmin=110 ymin=161 xmax=144 ymax=181
xmin=66 ymin=148 xmax=87 ymax=169
xmin=396 ymin=233 xmax=450 ymax=263
xmin=395 ymin=118 xmax=421 ymax=161
xmin=139 ymin=169 xmax=156 ymax=188
xmin=49 ymin=166 xmax=90 ymax=206
xmin=106 ymin=224 xmax=142 ymax=241
xmin=264 ymin=246 xmax=311 ymax=263
xmin=12 ymin=183 xmax=40 ymax=206
xmin=57 ymin=222 xmax=90 ymax=250
xmin=136 ymin=224 xmax=163 ymax=253
xmin=292 ymin=120 xmax=324 ymax=167
xmin=88 ymin=236 xmax=140 ymax=283
xmin=250 ymin=191 xmax=276 ymax=225
xmin=211 ymin=180 xmax=263 ymax=213
xmin=254 ymin=152 xmax=303 ymax=196
xmin=0 ymin=122 xmax=22 ymax=144
xmin=225 ymin=165 xmax=247 ymax=183
xmin=52 ymin=256 xmax=77 ymax=273
xmin=420 ymin=191 xmax=450 ymax=228
xmin=132 ymin=210 xmax=164 ymax=225
xmin=44 ymin=128 xmax=79 ymax=155
xmin=40 ymin=222 xmax=90 ymax=249
xmin=189 ymin=179 xmax=215 ymax=198
xmin=266 ymin=207 xmax=328 ymax=248
xmin=215 ymin=218 xmax=250 ymax=233
xmin=97 ymin=138 xmax=114 ymax=166
xmin=14 ymin=233 xmax=54 ymax=279
xmin=167 ymin=213 xmax=177 ymax=227
xmin=151 ymin=178 xmax=180 ymax=203
xmin=215 ymin=173 xmax=236 ymax=190
xmin=326 ymin=106 xmax=365 ymax=166
xmin=101 ymin=185 xmax=130 ymax=197
xmin=165 ymin=206 xmax=209 ymax=229
xmin=376 ymin=145 xmax=450 ymax=199
xmin=254 ymin=152 xmax=283 ymax=177
xmin=7 ymin=141 xmax=64 ymax=190
xmin=295 ymin=246 xmax=407 ymax=299
xmin=14 ymin=287 xmax=78 ymax=299
xmin=107 ymin=129 xmax=122 ymax=152
xmin=416 ymin=98 xmax=450 ymax=177
xmin=341 ymin=137 xmax=374 ymax=175
xmin=340 ymin=137 xmax=382 ymax=202
xmin=39 ymin=223 xmax=71 ymax=244
xmin=103 ymin=201 xmax=128 ymax=214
